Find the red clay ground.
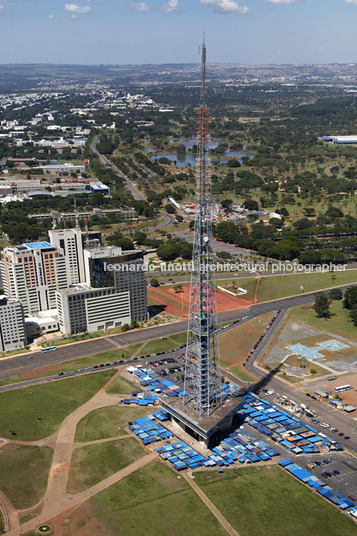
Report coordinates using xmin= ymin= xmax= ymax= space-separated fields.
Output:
xmin=20 ymin=364 xmax=60 ymax=379
xmin=147 ymin=284 xmax=252 ymax=318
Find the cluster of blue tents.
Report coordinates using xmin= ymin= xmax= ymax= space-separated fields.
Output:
xmin=122 ymin=392 xmax=159 ymax=406
xmin=128 ymin=365 xmax=185 ymax=397
xmin=129 ymin=413 xmax=173 ymax=445
xmin=212 ymin=427 xmax=280 ymax=464
xmin=241 ymin=393 xmax=342 ymax=455
xmin=279 ymin=458 xmax=355 ymax=513
xmin=157 ymin=441 xmax=207 ymax=471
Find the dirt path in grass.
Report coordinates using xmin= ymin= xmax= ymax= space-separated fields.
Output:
xmin=253 ymin=276 xmax=261 ymax=304
xmin=315 ymin=194 xmax=326 ymax=213
xmin=11 ymin=370 xmax=158 ymax=536
xmin=130 ymin=341 xmax=148 ymax=359
xmin=182 ymin=473 xmax=240 ymax=536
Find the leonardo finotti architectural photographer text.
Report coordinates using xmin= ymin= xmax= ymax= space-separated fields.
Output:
xmin=104 ymin=261 xmax=347 ymax=274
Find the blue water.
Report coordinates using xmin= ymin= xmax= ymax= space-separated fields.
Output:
xmin=149 ymin=139 xmax=254 ymax=167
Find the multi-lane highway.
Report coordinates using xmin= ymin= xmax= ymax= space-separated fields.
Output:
xmin=0 ymin=289 xmax=332 ymax=381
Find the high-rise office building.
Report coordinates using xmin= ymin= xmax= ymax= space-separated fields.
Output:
xmin=56 ymin=284 xmax=131 ymax=334
xmin=83 ymin=245 xmax=147 ymax=322
xmin=0 ymin=242 xmax=68 ymax=314
xmin=0 ymin=297 xmax=27 ymax=351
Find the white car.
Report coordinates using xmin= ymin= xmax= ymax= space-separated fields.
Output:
xmin=320 ymin=423 xmax=330 ymax=428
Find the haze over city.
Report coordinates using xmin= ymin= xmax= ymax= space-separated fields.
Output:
xmin=1 ymin=0 xmax=357 ymax=64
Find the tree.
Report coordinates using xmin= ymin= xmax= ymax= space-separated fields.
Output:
xmin=156 ymin=243 xmax=177 ymax=262
xmin=149 ymin=278 xmax=159 ymax=287
xmin=174 ymin=284 xmax=183 ymax=293
xmin=329 ymin=288 xmax=343 ymax=301
xmin=349 ymin=308 xmax=357 ymax=327
xmin=243 ymin=199 xmax=259 ymax=211
xmin=221 ymin=199 xmax=233 ymax=212
xmin=107 ymin=231 xmax=135 ymax=250
xmin=343 ymin=286 xmax=357 ymax=310
xmin=313 ymin=292 xmax=332 ymax=318
xmin=164 ymin=204 xmax=177 ymax=214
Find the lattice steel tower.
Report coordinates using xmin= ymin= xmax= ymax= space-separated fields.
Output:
xmin=183 ymin=37 xmax=222 ymax=417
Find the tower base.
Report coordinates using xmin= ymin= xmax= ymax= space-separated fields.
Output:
xmin=160 ymin=396 xmax=243 ymax=448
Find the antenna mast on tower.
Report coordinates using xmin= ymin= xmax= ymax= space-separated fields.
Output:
xmin=183 ymin=36 xmax=222 ymax=417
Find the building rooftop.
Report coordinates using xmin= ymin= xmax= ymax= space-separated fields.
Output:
xmin=24 ymin=241 xmax=53 ymax=250
xmin=161 ymin=396 xmax=243 ymax=442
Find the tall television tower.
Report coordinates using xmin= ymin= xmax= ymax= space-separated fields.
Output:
xmin=183 ymin=36 xmax=222 ymax=417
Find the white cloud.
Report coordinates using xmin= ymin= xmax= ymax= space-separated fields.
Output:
xmin=65 ymin=4 xmax=91 ymax=14
xmin=200 ymin=0 xmax=248 ymax=14
xmin=162 ymin=0 xmax=180 ymax=12
xmin=85 ymin=0 xmax=106 ymax=3
xmin=266 ymin=0 xmax=298 ymax=4
xmin=0 ymin=5 xmax=3 ymax=11
xmin=129 ymin=1 xmax=151 ymax=10
xmin=345 ymin=0 xmax=357 ymax=5
xmin=49 ymin=13 xmax=55 ymax=20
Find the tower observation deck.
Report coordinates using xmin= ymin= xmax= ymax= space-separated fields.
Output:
xmin=161 ymin=37 xmax=241 ymax=447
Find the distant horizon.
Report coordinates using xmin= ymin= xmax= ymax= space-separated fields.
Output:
xmin=1 ymin=61 xmax=357 ymax=67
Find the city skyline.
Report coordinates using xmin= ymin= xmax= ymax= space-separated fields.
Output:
xmin=0 ymin=0 xmax=357 ymax=65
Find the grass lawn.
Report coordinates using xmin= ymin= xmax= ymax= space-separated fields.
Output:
xmin=281 ymin=355 xmax=329 ymax=382
xmin=216 ymin=270 xmax=357 ymax=304
xmin=216 ymin=277 xmax=257 ymax=302
xmin=0 ymin=444 xmax=52 ymax=509
xmin=105 ymin=375 xmax=141 ymax=395
xmin=75 ymin=406 xmax=152 ymax=442
xmin=63 ymin=461 xmax=227 ymax=536
xmin=138 ymin=332 xmax=187 ymax=355
xmin=228 ymin=365 xmax=256 ymax=382
xmin=67 ymin=438 xmax=146 ymax=494
xmin=288 ymin=301 xmax=357 ymax=342
xmin=195 ymin=465 xmax=357 ymax=536
xmin=20 ymin=514 xmax=38 ymax=525
xmin=0 ymin=370 xmax=115 ymax=441
xmin=219 ymin=312 xmax=274 ymax=368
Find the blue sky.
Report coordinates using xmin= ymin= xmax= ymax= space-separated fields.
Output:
xmin=1 ymin=0 xmax=357 ymax=64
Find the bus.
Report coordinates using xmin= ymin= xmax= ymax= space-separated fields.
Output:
xmin=334 ymin=384 xmax=352 ymax=393
xmin=41 ymin=346 xmax=57 ymax=353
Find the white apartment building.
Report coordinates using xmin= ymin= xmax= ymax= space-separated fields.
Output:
xmin=48 ymin=228 xmax=86 ymax=285
xmin=56 ymin=285 xmax=131 ymax=334
xmin=0 ymin=242 xmax=68 ymax=314
xmin=0 ymin=297 xmax=27 ymax=352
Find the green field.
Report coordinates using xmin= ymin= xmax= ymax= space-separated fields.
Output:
xmin=67 ymin=438 xmax=146 ymax=494
xmin=216 ymin=269 xmax=357 ymax=303
xmin=75 ymin=406 xmax=152 ymax=442
xmin=0 ymin=370 xmax=115 ymax=441
xmin=287 ymin=300 xmax=357 ymax=341
xmin=194 ymin=466 xmax=357 ymax=536
xmin=228 ymin=365 xmax=256 ymax=382
xmin=0 ymin=444 xmax=52 ymax=509
xmin=63 ymin=461 xmax=227 ymax=536
xmin=138 ymin=332 xmax=187 ymax=355
xmin=105 ymin=375 xmax=141 ymax=395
